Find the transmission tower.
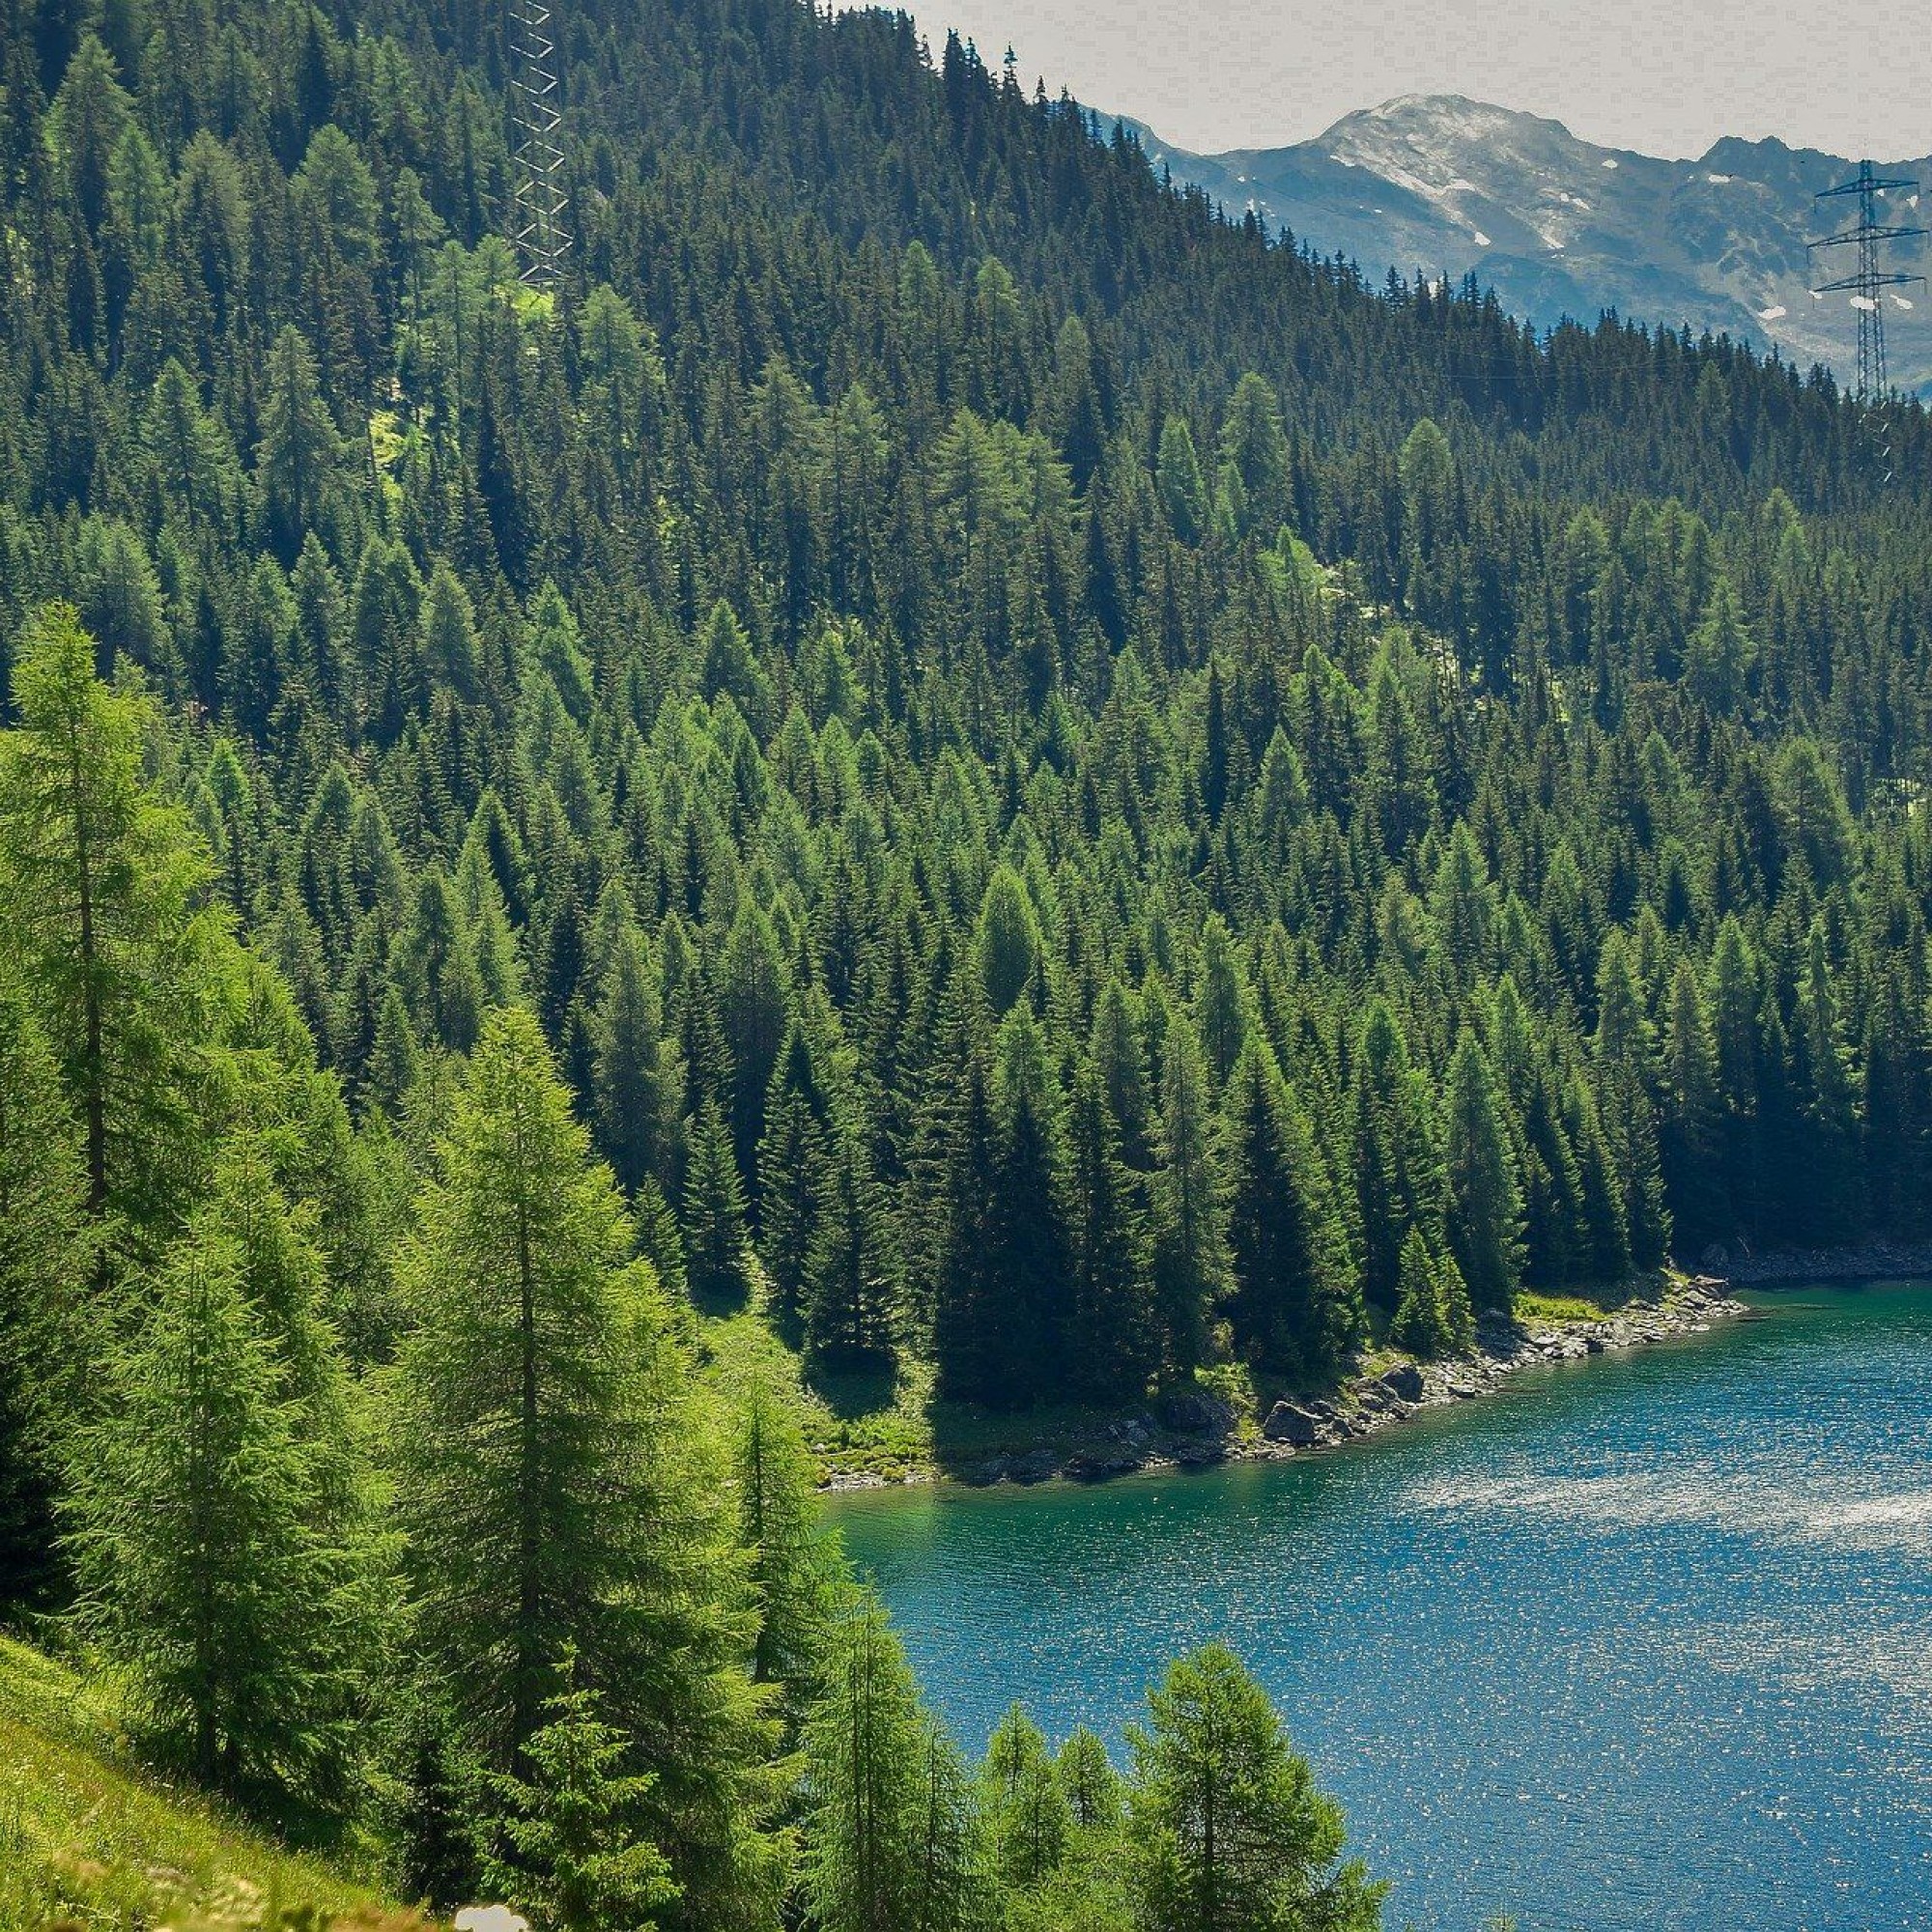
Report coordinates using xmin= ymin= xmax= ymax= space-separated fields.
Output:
xmin=1807 ymin=159 xmax=1925 ymax=408
xmin=507 ymin=0 xmax=571 ymax=289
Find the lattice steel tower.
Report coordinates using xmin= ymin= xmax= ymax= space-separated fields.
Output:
xmin=507 ymin=0 xmax=571 ymax=288
xmin=1808 ymin=159 xmax=1925 ymax=409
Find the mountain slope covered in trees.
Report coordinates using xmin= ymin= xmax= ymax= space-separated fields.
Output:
xmin=3 ymin=0 xmax=1932 ymax=1920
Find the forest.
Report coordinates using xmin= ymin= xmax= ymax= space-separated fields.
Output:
xmin=3 ymin=0 xmax=1932 ymax=1922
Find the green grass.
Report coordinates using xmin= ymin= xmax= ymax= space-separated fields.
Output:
xmin=0 ymin=1637 xmax=422 ymax=1932
xmin=1514 ymin=1271 xmax=1678 ymax=1326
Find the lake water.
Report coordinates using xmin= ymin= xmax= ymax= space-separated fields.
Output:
xmin=834 ymin=1282 xmax=1932 ymax=1932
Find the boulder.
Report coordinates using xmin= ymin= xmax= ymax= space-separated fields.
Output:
xmin=1159 ymin=1391 xmax=1229 ymax=1435
xmin=1011 ymin=1449 xmax=1060 ymax=1485
xmin=1262 ymin=1401 xmax=1321 ymax=1445
xmin=1378 ymin=1362 xmax=1425 ymax=1402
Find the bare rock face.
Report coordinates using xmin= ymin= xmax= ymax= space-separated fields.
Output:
xmin=1159 ymin=1391 xmax=1231 ymax=1435
xmin=1262 ymin=1401 xmax=1321 ymax=1445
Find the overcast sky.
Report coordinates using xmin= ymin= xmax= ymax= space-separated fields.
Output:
xmin=857 ymin=0 xmax=1928 ymax=161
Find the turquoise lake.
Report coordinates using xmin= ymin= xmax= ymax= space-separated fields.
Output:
xmin=833 ymin=1282 xmax=1932 ymax=1931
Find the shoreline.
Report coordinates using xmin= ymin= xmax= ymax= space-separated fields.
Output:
xmin=822 ymin=1275 xmax=1751 ymax=1494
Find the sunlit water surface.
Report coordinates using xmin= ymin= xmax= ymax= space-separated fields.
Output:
xmin=834 ymin=1283 xmax=1932 ymax=1931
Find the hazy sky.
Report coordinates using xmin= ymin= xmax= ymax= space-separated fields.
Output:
xmin=858 ymin=0 xmax=1928 ymax=160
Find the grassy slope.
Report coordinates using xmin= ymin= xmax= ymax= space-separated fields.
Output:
xmin=0 ymin=1638 xmax=423 ymax=1932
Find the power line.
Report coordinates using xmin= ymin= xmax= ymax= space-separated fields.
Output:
xmin=507 ymin=0 xmax=571 ymax=290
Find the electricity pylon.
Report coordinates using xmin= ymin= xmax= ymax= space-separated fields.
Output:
xmin=507 ymin=0 xmax=571 ymax=289
xmin=1808 ymin=159 xmax=1924 ymax=408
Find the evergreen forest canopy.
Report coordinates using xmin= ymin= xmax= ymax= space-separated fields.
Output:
xmin=4 ymin=0 xmax=1932 ymax=1921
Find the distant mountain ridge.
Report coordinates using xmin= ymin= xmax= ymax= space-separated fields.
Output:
xmin=1121 ymin=95 xmax=1932 ymax=393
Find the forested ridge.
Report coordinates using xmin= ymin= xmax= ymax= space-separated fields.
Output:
xmin=2 ymin=0 xmax=1931 ymax=1921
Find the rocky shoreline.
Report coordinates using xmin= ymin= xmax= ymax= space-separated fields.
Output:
xmin=906 ymin=1276 xmax=1750 ymax=1492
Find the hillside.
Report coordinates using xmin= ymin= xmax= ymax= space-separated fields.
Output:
xmin=1129 ymin=94 xmax=1932 ymax=392
xmin=0 ymin=1638 xmax=413 ymax=1931
xmin=2 ymin=0 xmax=1932 ymax=1922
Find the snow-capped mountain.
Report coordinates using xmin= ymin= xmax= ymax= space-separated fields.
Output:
xmin=1123 ymin=95 xmax=1932 ymax=393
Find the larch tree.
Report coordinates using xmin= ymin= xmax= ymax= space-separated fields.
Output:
xmin=1125 ymin=1645 xmax=1385 ymax=1932
xmin=387 ymin=1007 xmax=781 ymax=1928
xmin=0 ymin=605 xmax=228 ymax=1243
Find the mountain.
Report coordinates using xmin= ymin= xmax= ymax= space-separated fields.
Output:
xmin=1126 ymin=95 xmax=1932 ymax=392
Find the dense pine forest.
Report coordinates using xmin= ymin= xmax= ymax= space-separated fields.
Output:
xmin=4 ymin=0 xmax=1932 ymax=1921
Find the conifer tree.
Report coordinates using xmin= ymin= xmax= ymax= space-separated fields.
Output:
xmin=1659 ymin=960 xmax=1727 ymax=1251
xmin=387 ymin=1008 xmax=778 ymax=1923
xmin=1150 ymin=1016 xmax=1232 ymax=1374
xmin=757 ymin=1070 xmax=825 ymax=1334
xmin=804 ymin=1119 xmax=898 ymax=1369
xmin=1056 ymin=1727 xmax=1122 ymax=1833
xmin=68 ymin=1217 xmax=356 ymax=1808
xmin=491 ymin=1662 xmax=678 ymax=1932
xmin=802 ymin=1596 xmax=983 ymax=1932
xmin=980 ymin=1009 xmax=1072 ymax=1406
xmin=1223 ymin=1038 xmax=1359 ymax=1378
xmin=983 ymin=1704 xmax=1071 ymax=1893
xmin=1125 ymin=1644 xmax=1383 ymax=1932
xmin=684 ymin=1094 xmax=752 ymax=1307
xmin=737 ymin=1386 xmax=844 ymax=1749
xmin=1442 ymin=1029 xmax=1524 ymax=1311
xmin=1593 ymin=934 xmax=1671 ymax=1268
xmin=0 ymin=605 xmax=226 ymax=1237
xmin=0 ymin=975 xmax=87 ymax=1609
xmin=1064 ymin=1063 xmax=1152 ymax=1403
xmin=591 ymin=924 xmax=679 ymax=1199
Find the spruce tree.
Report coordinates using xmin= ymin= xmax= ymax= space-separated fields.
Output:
xmin=1064 ymin=1063 xmax=1151 ymax=1404
xmin=491 ymin=1663 xmax=679 ymax=1932
xmin=1150 ymin=1017 xmax=1233 ymax=1374
xmin=683 ymin=1094 xmax=751 ymax=1307
xmin=1223 ymin=1038 xmax=1359 ymax=1379
xmin=1442 ymin=1029 xmax=1524 ymax=1311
